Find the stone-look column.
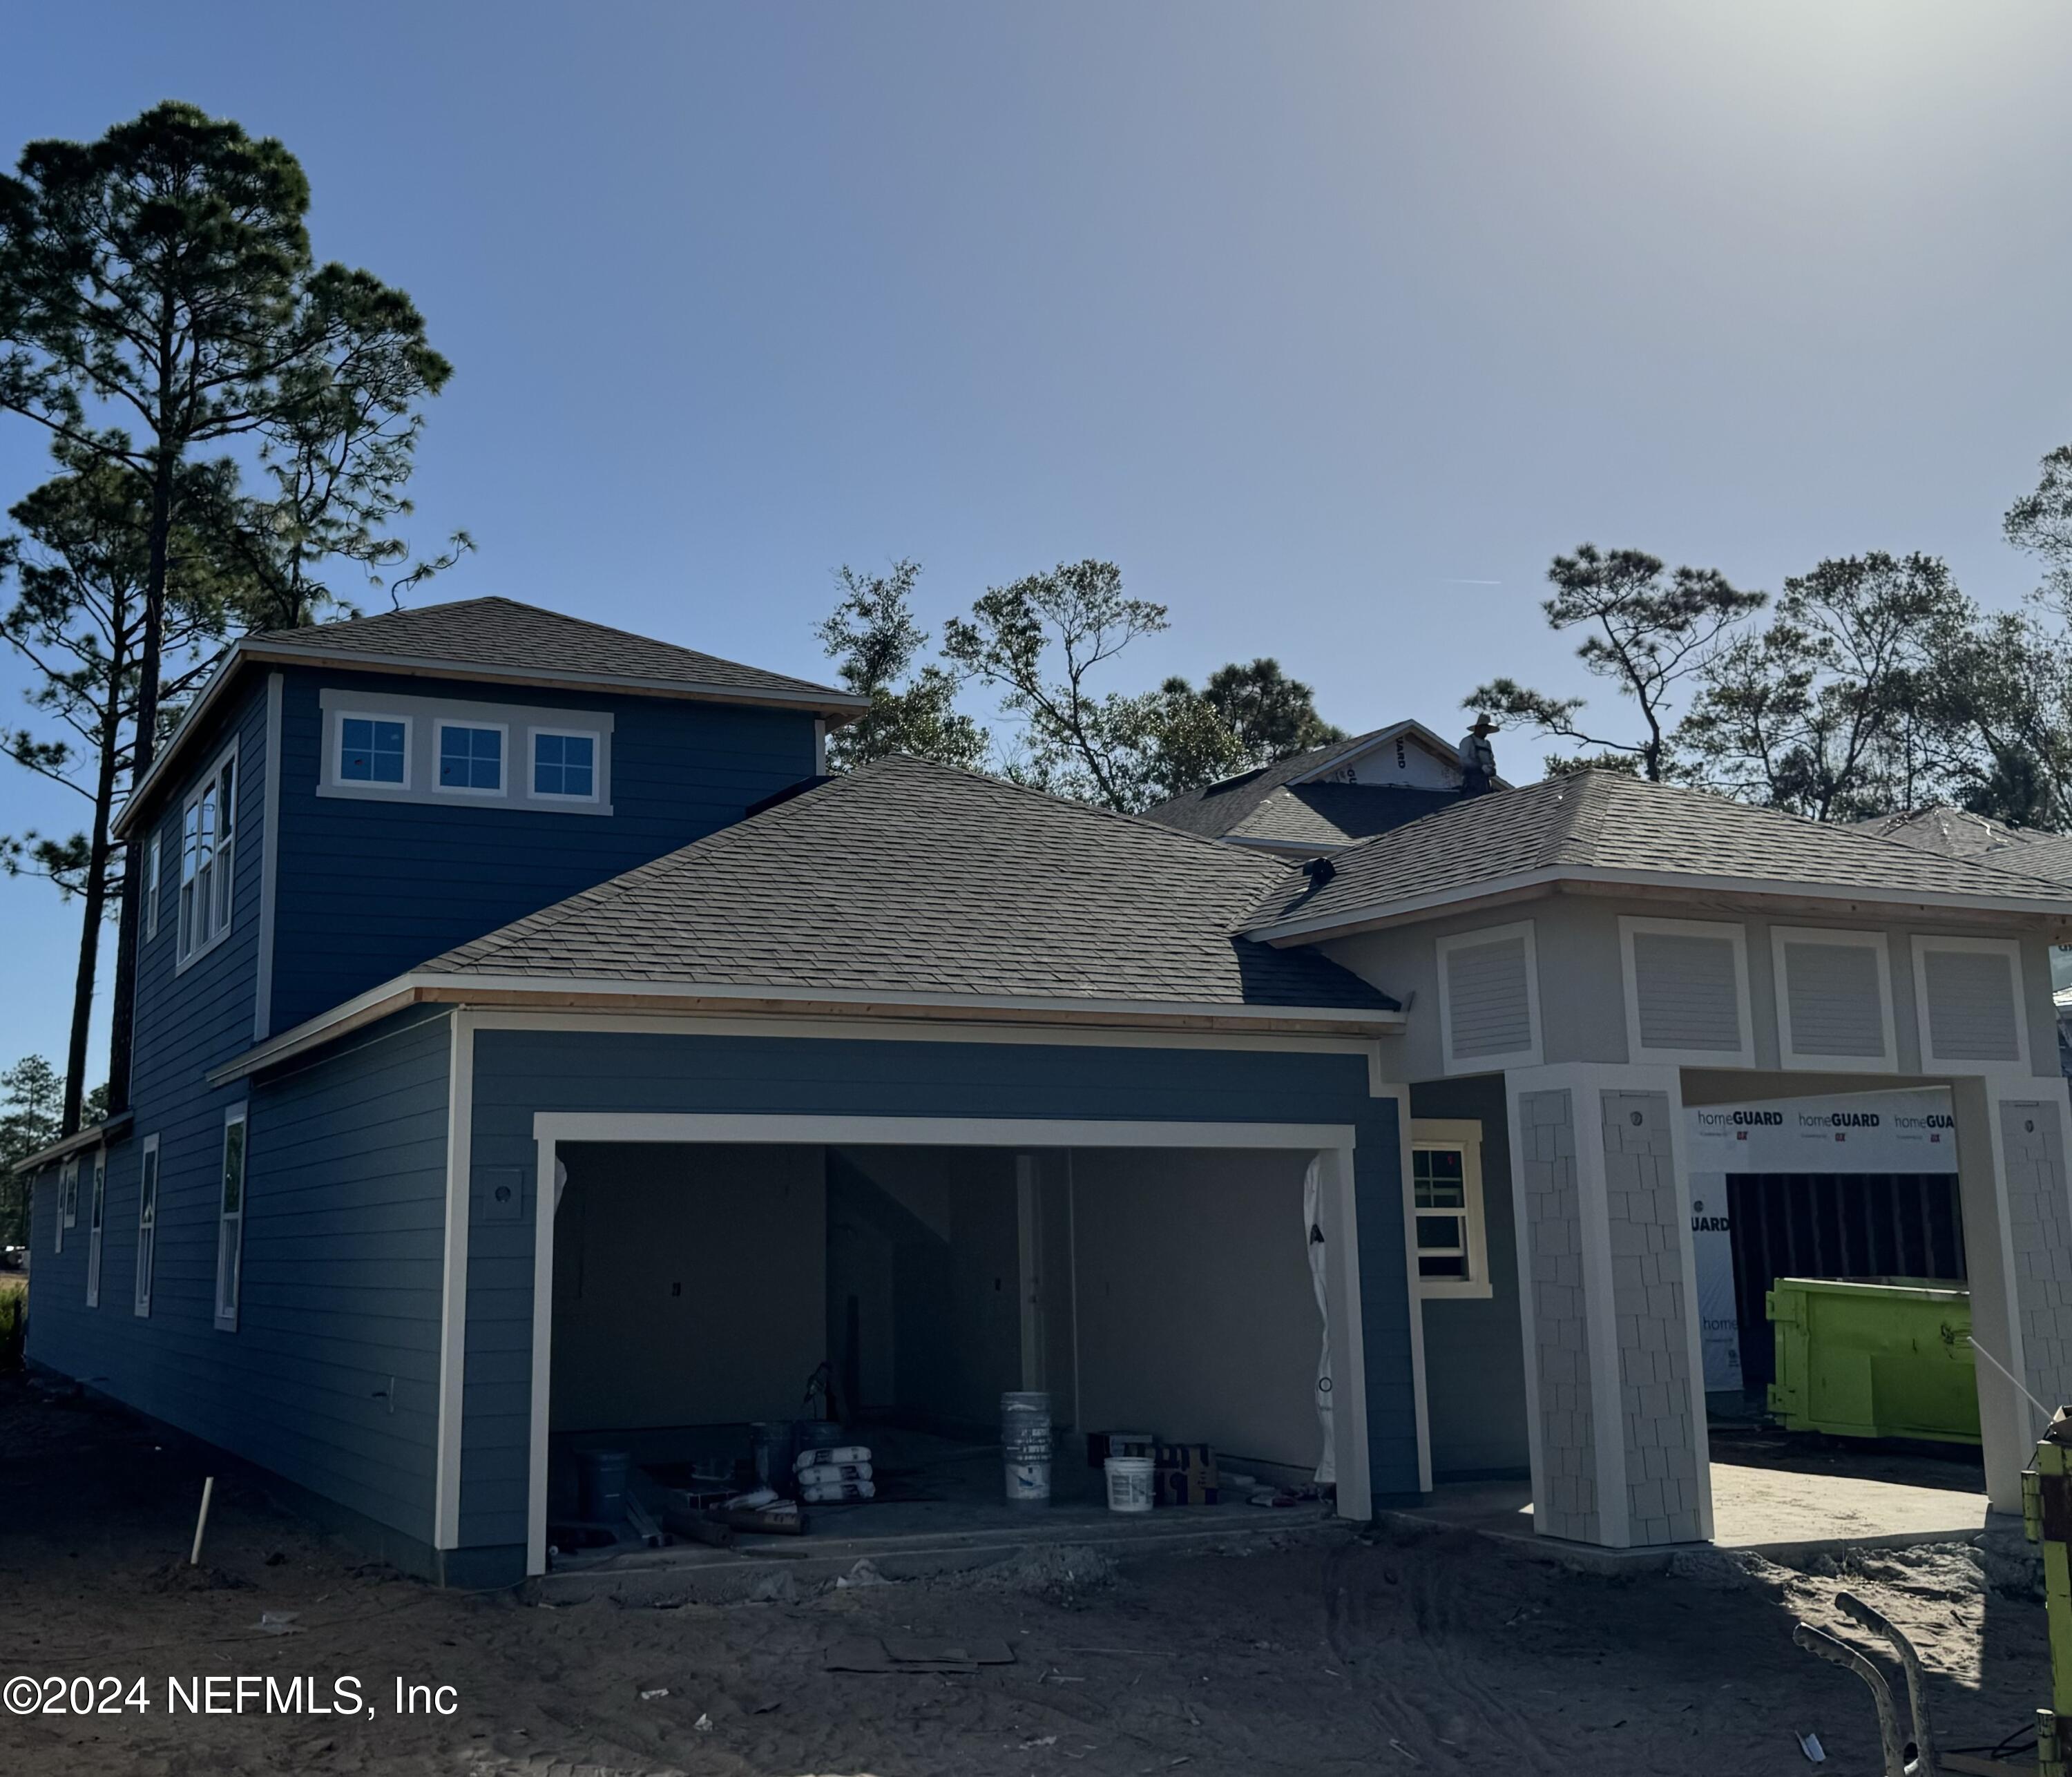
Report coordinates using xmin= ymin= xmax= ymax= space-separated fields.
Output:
xmin=1510 ymin=1068 xmax=1712 ymax=1549
xmin=1955 ymin=1081 xmax=2072 ymax=1512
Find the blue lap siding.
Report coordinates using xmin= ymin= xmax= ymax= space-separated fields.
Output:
xmin=457 ymin=1026 xmax=1419 ymax=1566
xmin=27 ymin=1008 xmax=452 ymax=1554
xmin=265 ymin=671 xmax=818 ymax=1033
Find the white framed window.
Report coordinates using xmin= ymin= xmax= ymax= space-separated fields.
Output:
xmin=528 ymin=727 xmax=600 ymax=801
xmin=434 ymin=720 xmax=507 ymax=796
xmin=337 ymin=711 xmax=410 ymax=785
xmin=1912 ymin=934 xmax=2028 ymax=1073
xmin=1771 ymin=926 xmax=1897 ymax=1072
xmin=135 ymin=1135 xmax=160 ymax=1318
xmin=1409 ymin=1118 xmax=1490 ymax=1300
xmin=178 ymin=743 xmax=238 ymax=966
xmin=142 ymin=831 xmax=161 ymax=941
xmin=57 ymin=1155 xmax=78 ymax=1252
xmin=1620 ymin=916 xmax=1755 ymax=1066
xmin=215 ymin=1106 xmax=249 ymax=1332
xmin=84 ymin=1149 xmax=106 ymax=1307
xmin=1435 ymin=921 xmax=1542 ymax=1074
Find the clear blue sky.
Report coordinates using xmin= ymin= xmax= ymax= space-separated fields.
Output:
xmin=4 ymin=1 xmax=2071 ymax=1075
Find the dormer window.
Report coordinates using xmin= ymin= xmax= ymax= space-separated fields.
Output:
xmin=437 ymin=722 xmax=506 ymax=795
xmin=319 ymin=691 xmax=613 ymax=814
xmin=530 ymin=729 xmax=598 ymax=800
xmin=338 ymin=715 xmax=407 ymax=784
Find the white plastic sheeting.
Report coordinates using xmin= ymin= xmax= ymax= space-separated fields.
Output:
xmin=1303 ymin=1154 xmax=1335 ymax=1485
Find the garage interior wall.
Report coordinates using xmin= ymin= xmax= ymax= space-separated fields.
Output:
xmin=1408 ymin=1077 xmax=1532 ymax=1479
xmin=550 ymin=1140 xmax=1324 ymax=1475
xmin=550 ymin=1142 xmax=827 ymax=1432
xmin=1070 ymin=1147 xmax=1321 ymax=1471
xmin=824 ymin=1145 xmax=1030 ymax=1433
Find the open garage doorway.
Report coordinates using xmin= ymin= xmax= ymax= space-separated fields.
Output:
xmin=1685 ymin=1087 xmax=1966 ymax=1412
xmin=527 ymin=1115 xmax=1366 ymax=1575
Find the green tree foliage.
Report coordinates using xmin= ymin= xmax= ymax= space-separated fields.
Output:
xmin=0 ymin=1054 xmax=62 ymax=1245
xmin=0 ymin=101 xmax=458 ymax=1115
xmin=1143 ymin=658 xmax=1345 ymax=796
xmin=942 ymin=559 xmax=1170 ymax=811
xmin=1678 ymin=554 xmax=1964 ymax=822
xmin=0 ymin=438 xmax=234 ymax=1126
xmin=1466 ymin=544 xmax=1765 ymax=781
xmin=816 ymin=560 xmax=986 ymax=771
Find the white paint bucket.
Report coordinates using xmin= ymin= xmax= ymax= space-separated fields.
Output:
xmin=1104 ymin=1454 xmax=1155 ymax=1514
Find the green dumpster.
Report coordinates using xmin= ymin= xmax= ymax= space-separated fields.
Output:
xmin=1765 ymin=1276 xmax=1979 ymax=1445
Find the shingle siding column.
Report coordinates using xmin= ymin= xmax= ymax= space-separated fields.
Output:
xmin=1509 ymin=1067 xmax=1711 ymax=1550
xmin=1517 ymin=1087 xmax=1598 ymax=1541
xmin=1955 ymin=1082 xmax=2072 ymax=1512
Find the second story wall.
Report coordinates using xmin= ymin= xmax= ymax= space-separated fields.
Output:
xmin=266 ymin=668 xmax=820 ymax=1032
xmin=131 ymin=675 xmax=272 ymax=1099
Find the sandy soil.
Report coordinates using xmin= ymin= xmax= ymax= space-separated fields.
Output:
xmin=0 ymin=1375 xmax=2055 ymax=1776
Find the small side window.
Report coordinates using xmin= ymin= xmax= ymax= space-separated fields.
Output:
xmin=436 ymin=722 xmax=506 ymax=794
xmin=530 ymin=729 xmax=598 ymax=800
xmin=1410 ymin=1122 xmax=1491 ymax=1302
xmin=85 ymin=1151 xmax=107 ymax=1307
xmin=215 ymin=1108 xmax=248 ymax=1332
xmin=135 ymin=1136 xmax=160 ymax=1318
xmin=338 ymin=715 xmax=408 ymax=784
xmin=143 ymin=833 xmax=161 ymax=941
xmin=57 ymin=1155 xmax=78 ymax=1253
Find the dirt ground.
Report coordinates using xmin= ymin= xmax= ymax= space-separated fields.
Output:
xmin=0 ymin=1376 xmax=2056 ymax=1776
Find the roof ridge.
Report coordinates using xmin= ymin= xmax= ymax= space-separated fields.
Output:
xmin=871 ymin=753 xmax=1297 ymax=874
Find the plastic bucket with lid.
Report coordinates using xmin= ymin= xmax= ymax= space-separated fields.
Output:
xmin=1104 ymin=1454 xmax=1155 ymax=1514
xmin=578 ymin=1448 xmax=631 ymax=1523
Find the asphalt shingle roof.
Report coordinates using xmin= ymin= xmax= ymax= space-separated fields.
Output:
xmin=1140 ymin=737 xmax=1369 ymax=841
xmin=1850 ymin=805 xmax=2048 ymax=862
xmin=1222 ymin=783 xmax=1464 ymax=849
xmin=421 ymin=755 xmax=1397 ymax=1015
xmin=252 ymin=595 xmax=856 ymax=707
xmin=1246 ymin=769 xmax=2072 ymax=932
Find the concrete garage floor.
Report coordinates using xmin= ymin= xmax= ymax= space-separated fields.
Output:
xmin=547 ymin=1425 xmax=1345 ymax=1603
xmin=1388 ymin=1423 xmax=2004 ymax=1568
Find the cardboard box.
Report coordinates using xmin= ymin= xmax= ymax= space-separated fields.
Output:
xmin=1153 ymin=1441 xmax=1218 ymax=1507
xmin=1086 ymin=1430 xmax=1157 ymax=1469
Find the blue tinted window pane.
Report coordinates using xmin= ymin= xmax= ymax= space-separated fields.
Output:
xmin=533 ymin=732 xmax=594 ymax=797
xmin=340 ymin=718 xmax=405 ymax=782
xmin=439 ymin=725 xmax=502 ymax=790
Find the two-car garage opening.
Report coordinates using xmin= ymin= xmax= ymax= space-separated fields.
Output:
xmin=540 ymin=1133 xmax=1361 ymax=1559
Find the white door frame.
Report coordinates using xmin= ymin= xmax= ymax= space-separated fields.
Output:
xmin=523 ymin=1111 xmax=1366 ymax=1576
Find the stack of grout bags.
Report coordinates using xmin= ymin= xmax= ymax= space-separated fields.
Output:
xmin=794 ymin=1441 xmax=874 ymax=1503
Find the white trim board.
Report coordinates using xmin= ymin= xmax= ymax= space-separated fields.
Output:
xmin=1249 ymin=863 xmax=2072 ymax=944
xmin=209 ymin=974 xmax=1402 ymax=1084
xmin=432 ymin=1010 xmax=474 ymax=1551
xmin=521 ymin=1111 xmax=1367 ymax=1578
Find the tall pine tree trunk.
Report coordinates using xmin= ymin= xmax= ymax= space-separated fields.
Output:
xmin=103 ymin=441 xmax=173 ymax=1117
xmin=59 ymin=626 xmax=128 ymax=1135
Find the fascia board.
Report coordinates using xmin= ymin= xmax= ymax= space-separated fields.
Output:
xmin=1247 ymin=864 xmax=2072 ymax=946
xmin=209 ymin=972 xmax=1405 ymax=1084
